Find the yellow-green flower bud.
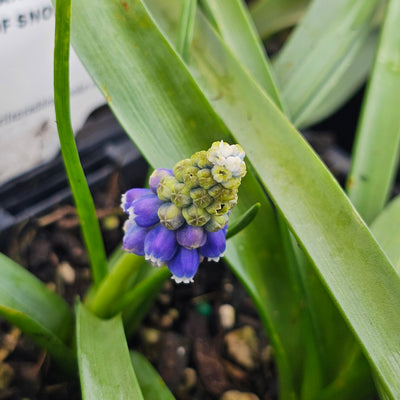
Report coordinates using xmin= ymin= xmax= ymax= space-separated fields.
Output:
xmin=158 ymin=202 xmax=185 ymax=230
xmin=183 ymin=166 xmax=200 ymax=189
xmin=173 ymin=159 xmax=193 ymax=182
xmin=190 ymin=187 xmax=213 ymax=209
xmin=204 ymin=213 xmax=229 ymax=232
xmin=197 ymin=168 xmax=215 ymax=189
xmin=191 ymin=150 xmax=213 ymax=169
xmin=182 ymin=204 xmax=211 ymax=226
xmin=208 ymin=185 xmax=237 ymax=203
xmin=157 ymin=175 xmax=179 ymax=201
xmin=207 ymin=184 xmax=223 ymax=199
xmin=211 ymin=165 xmax=232 ymax=184
xmin=220 ymin=188 xmax=238 ymax=202
xmin=221 ymin=176 xmax=242 ymax=190
xmin=205 ymin=201 xmax=229 ymax=216
xmin=171 ymin=183 xmax=192 ymax=208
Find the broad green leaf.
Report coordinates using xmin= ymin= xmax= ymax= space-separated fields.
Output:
xmin=273 ymin=0 xmax=380 ymax=128
xmin=250 ymin=0 xmax=311 ymax=40
xmin=131 ymin=351 xmax=176 ymax=400
xmin=144 ymin=2 xmax=400 ymax=397
xmin=54 ymin=0 xmax=107 ymax=286
xmin=76 ymin=302 xmax=144 ymax=400
xmin=346 ymin=0 xmax=400 ymax=224
xmin=70 ymin=1 xmax=308 ymax=398
xmin=201 ymin=0 xmax=285 ymax=112
xmin=0 ymin=253 xmax=75 ymax=372
xmin=371 ymin=195 xmax=400 ymax=270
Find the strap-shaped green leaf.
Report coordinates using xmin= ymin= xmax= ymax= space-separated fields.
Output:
xmin=250 ymin=0 xmax=311 ymax=39
xmin=273 ymin=0 xmax=380 ymax=127
xmin=201 ymin=0 xmax=285 ymax=112
xmin=76 ymin=302 xmax=144 ymax=400
xmin=302 ymin=31 xmax=378 ymax=127
xmin=131 ymin=351 xmax=176 ymax=400
xmin=0 ymin=254 xmax=74 ymax=372
xmin=347 ymin=0 xmax=400 ymax=224
xmin=176 ymin=0 xmax=197 ymax=62
xmin=371 ymin=195 xmax=400 ymax=271
xmin=54 ymin=0 xmax=107 ymax=286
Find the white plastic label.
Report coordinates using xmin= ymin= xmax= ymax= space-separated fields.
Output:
xmin=0 ymin=0 xmax=106 ymax=184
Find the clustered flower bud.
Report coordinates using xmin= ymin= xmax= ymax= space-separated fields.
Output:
xmin=121 ymin=141 xmax=246 ymax=283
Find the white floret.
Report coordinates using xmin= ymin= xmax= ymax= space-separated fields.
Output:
xmin=231 ymin=144 xmax=245 ymax=160
xmin=207 ymin=141 xmax=246 ymax=177
xmin=224 ymin=156 xmax=245 ymax=177
xmin=218 ymin=141 xmax=234 ymax=158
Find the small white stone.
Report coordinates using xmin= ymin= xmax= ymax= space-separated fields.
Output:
xmin=219 ymin=304 xmax=235 ymax=330
xmin=57 ymin=262 xmax=76 ymax=284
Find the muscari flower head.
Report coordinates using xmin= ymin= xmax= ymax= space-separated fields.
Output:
xmin=121 ymin=141 xmax=246 ymax=283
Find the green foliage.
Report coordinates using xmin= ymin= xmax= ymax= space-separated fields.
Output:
xmin=131 ymin=352 xmax=176 ymax=400
xmin=76 ymin=303 xmax=144 ymax=399
xmin=2 ymin=0 xmax=400 ymax=398
xmin=0 ymin=254 xmax=75 ymax=373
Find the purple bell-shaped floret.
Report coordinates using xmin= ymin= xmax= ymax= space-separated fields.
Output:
xmin=168 ymin=247 xmax=200 ymax=283
xmin=121 ymin=188 xmax=153 ymax=212
xmin=149 ymin=168 xmax=173 ymax=193
xmin=128 ymin=194 xmax=163 ymax=227
xmin=199 ymin=229 xmax=227 ymax=262
xmin=122 ymin=224 xmax=148 ymax=255
xmin=144 ymin=224 xmax=178 ymax=267
xmin=176 ymin=225 xmax=207 ymax=249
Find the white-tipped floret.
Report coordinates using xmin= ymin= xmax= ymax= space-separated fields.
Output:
xmin=207 ymin=141 xmax=246 ymax=180
xmin=207 ymin=250 xmax=225 ymax=262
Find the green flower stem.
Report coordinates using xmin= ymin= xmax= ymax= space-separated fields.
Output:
xmin=85 ymin=253 xmax=144 ymax=318
xmin=109 ymin=267 xmax=170 ymax=317
xmin=54 ymin=0 xmax=107 ymax=287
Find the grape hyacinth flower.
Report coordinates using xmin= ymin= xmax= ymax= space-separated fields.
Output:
xmin=121 ymin=141 xmax=246 ymax=283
